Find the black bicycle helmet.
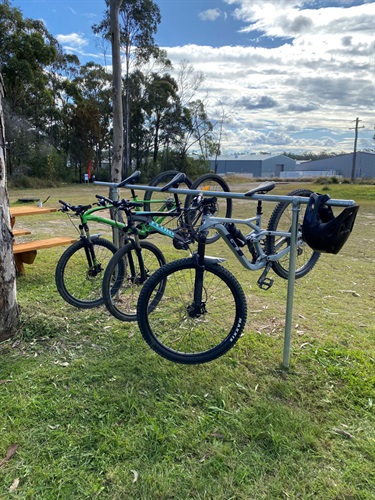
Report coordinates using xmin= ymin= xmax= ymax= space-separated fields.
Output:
xmin=302 ymin=193 xmax=359 ymax=254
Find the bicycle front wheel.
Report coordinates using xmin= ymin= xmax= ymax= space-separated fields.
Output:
xmin=266 ymin=189 xmax=320 ymax=279
xmin=55 ymin=237 xmax=121 ymax=309
xmin=184 ymin=173 xmax=232 ymax=243
xmin=102 ymin=240 xmax=166 ymax=322
xmin=137 ymin=258 xmax=247 ymax=364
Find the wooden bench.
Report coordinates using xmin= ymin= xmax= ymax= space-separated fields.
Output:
xmin=13 ymin=237 xmax=77 ymax=275
xmin=12 ymin=229 xmax=32 ymax=237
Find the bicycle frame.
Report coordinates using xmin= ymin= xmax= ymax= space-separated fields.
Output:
xmin=197 ymin=213 xmax=299 ymax=271
xmin=73 ymin=204 xmax=187 ymax=243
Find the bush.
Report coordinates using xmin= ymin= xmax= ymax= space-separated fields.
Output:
xmin=8 ymin=175 xmax=61 ymax=189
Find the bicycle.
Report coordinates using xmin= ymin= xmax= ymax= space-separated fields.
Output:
xmin=56 ymin=171 xmax=232 ymax=312
xmin=100 ymin=173 xmax=233 ymax=322
xmin=55 ymin=170 xmax=189 ymax=309
xmin=136 ymin=183 xmax=326 ymax=364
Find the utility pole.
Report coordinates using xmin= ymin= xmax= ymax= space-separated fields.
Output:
xmin=349 ymin=118 xmax=365 ymax=181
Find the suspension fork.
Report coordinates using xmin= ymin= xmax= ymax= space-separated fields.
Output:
xmin=126 ymin=233 xmax=149 ymax=284
xmin=80 ymin=223 xmax=97 ymax=268
xmin=190 ymin=234 xmax=207 ymax=317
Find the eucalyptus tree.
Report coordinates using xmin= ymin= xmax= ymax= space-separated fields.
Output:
xmin=0 ymin=0 xmax=79 ymax=178
xmin=69 ymin=101 xmax=101 ymax=181
xmin=0 ymin=1 xmax=57 ymax=116
xmin=93 ymin=0 xmax=162 ymax=176
xmin=73 ymin=63 xmax=112 ymax=172
xmin=143 ymin=73 xmax=180 ymax=164
xmin=0 ymin=73 xmax=19 ymax=340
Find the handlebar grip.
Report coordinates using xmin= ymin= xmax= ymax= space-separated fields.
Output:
xmin=95 ymin=194 xmax=113 ymax=204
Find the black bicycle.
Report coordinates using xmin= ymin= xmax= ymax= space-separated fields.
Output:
xmin=101 ymin=173 xmax=233 ymax=322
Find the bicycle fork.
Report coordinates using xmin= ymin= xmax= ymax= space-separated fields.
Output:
xmin=126 ymin=235 xmax=149 ymax=285
xmin=80 ymin=225 xmax=103 ymax=276
xmin=188 ymin=236 xmax=208 ymax=318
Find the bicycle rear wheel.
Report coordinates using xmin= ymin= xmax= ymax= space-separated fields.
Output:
xmin=184 ymin=173 xmax=232 ymax=243
xmin=137 ymin=258 xmax=247 ymax=364
xmin=55 ymin=237 xmax=122 ymax=308
xmin=143 ymin=170 xmax=193 ymax=231
xmin=102 ymin=240 xmax=166 ymax=322
xmin=266 ymin=189 xmax=320 ymax=279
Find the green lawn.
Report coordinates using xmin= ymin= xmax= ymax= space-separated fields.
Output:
xmin=1 ymin=180 xmax=374 ymax=498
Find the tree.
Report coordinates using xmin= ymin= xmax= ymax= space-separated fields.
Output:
xmin=109 ymin=0 xmax=124 ymax=186
xmin=69 ymin=101 xmax=101 ymax=181
xmin=172 ymin=61 xmax=216 ymax=163
xmin=93 ymin=0 xmax=162 ymax=176
xmin=107 ymin=0 xmax=125 ymax=247
xmin=143 ymin=73 xmax=179 ymax=164
xmin=72 ymin=63 xmax=112 ymax=175
xmin=0 ymin=73 xmax=19 ymax=341
xmin=0 ymin=1 xmax=58 ymax=125
xmin=0 ymin=0 xmax=78 ymax=180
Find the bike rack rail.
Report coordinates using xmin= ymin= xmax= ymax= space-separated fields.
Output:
xmin=95 ymin=180 xmax=356 ymax=369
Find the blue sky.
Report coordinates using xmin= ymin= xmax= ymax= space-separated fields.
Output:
xmin=13 ymin=0 xmax=375 ymax=155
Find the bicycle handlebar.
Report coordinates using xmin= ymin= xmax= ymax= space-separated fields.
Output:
xmin=59 ymin=200 xmax=92 ymax=214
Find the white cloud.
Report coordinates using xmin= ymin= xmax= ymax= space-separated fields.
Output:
xmin=163 ymin=36 xmax=374 ymax=153
xmin=160 ymin=1 xmax=375 ymax=153
xmin=198 ymin=9 xmax=222 ymax=22
xmin=56 ymin=33 xmax=89 ymax=49
xmin=225 ymin=0 xmax=374 ymax=37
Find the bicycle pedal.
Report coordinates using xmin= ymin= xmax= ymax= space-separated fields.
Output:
xmin=257 ymin=277 xmax=274 ymax=290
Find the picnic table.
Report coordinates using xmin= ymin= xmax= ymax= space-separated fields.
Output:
xmin=10 ymin=206 xmax=77 ymax=274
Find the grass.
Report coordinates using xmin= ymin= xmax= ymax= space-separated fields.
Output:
xmin=1 ymin=180 xmax=374 ymax=498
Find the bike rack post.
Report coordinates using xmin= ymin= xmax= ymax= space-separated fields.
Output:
xmin=282 ymin=199 xmax=300 ymax=370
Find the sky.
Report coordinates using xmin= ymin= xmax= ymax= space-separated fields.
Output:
xmin=13 ymin=0 xmax=375 ymax=155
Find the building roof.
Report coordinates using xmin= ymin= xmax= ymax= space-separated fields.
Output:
xmin=301 ymin=151 xmax=375 ymax=165
xmin=209 ymin=154 xmax=288 ymax=161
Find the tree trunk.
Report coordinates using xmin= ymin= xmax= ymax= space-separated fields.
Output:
xmin=0 ymin=73 xmax=19 ymax=341
xmin=110 ymin=0 xmax=124 ymax=247
xmin=110 ymin=0 xmax=124 ymax=186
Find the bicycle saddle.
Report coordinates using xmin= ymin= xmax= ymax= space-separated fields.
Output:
xmin=244 ymin=181 xmax=276 ymax=197
xmin=118 ymin=170 xmax=141 ymax=187
xmin=160 ymin=172 xmax=187 ymax=191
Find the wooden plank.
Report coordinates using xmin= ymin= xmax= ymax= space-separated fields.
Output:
xmin=10 ymin=206 xmax=57 ymax=217
xmin=13 ymin=237 xmax=77 ymax=254
xmin=13 ymin=237 xmax=77 ymax=275
xmin=12 ymin=229 xmax=32 ymax=236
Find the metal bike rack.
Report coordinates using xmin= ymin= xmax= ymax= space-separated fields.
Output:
xmin=95 ymin=180 xmax=356 ymax=368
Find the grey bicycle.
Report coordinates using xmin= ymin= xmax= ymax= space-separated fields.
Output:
xmin=136 ymin=183 xmax=325 ymax=364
